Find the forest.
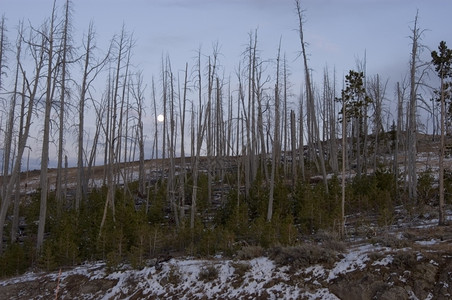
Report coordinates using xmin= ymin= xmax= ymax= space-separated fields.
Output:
xmin=0 ymin=0 xmax=451 ymax=277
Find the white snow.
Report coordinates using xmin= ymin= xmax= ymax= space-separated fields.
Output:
xmin=372 ymin=254 xmax=394 ymax=266
xmin=415 ymin=239 xmax=439 ymax=246
xmin=327 ymin=244 xmax=375 ymax=282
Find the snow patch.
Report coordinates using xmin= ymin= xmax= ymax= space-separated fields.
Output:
xmin=327 ymin=245 xmax=373 ymax=282
xmin=415 ymin=239 xmax=439 ymax=246
xmin=372 ymin=254 xmax=394 ymax=266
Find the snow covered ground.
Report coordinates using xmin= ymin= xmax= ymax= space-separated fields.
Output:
xmin=1 ymin=215 xmax=451 ymax=300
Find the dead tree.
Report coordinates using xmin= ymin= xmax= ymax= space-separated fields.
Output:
xmin=76 ymin=22 xmax=110 ymax=210
xmin=407 ymin=12 xmax=421 ymax=203
xmin=295 ymin=0 xmax=328 ymax=192
xmin=394 ymin=82 xmax=405 ymax=199
xmin=178 ymin=63 xmax=189 ymax=223
xmin=9 ymin=25 xmax=24 ymax=244
xmin=100 ymin=26 xmax=132 ymax=236
xmin=290 ymin=109 xmax=297 ymax=184
xmin=298 ymin=91 xmax=305 ymax=181
xmin=367 ymin=74 xmax=388 ymax=171
xmin=37 ymin=1 xmax=59 ymax=252
xmin=1 ymin=16 xmax=11 ymax=201
xmin=267 ymin=41 xmax=282 ymax=223
xmin=0 ymin=15 xmax=6 ymax=91
xmin=131 ymin=71 xmax=146 ymax=196
xmin=55 ymin=0 xmax=72 ymax=212
xmin=324 ymin=67 xmax=338 ymax=174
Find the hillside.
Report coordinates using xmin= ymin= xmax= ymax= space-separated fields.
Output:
xmin=1 ymin=208 xmax=451 ymax=299
xmin=1 ymin=134 xmax=452 ymax=299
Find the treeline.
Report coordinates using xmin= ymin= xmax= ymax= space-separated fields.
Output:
xmin=0 ymin=0 xmax=451 ymax=277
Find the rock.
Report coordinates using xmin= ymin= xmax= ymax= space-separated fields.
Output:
xmin=379 ymin=286 xmax=409 ymax=300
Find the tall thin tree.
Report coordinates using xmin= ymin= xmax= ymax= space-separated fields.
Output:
xmin=295 ymin=0 xmax=328 ymax=192
xmin=37 ymin=1 xmax=59 ymax=252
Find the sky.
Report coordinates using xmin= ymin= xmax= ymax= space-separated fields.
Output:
xmin=1 ymin=0 xmax=452 ymax=169
xmin=3 ymin=0 xmax=451 ymax=85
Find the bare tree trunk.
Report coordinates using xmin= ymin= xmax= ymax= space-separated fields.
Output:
xmin=103 ymin=74 xmax=111 ymax=186
xmin=10 ymin=62 xmax=26 ymax=244
xmin=100 ymin=28 xmax=130 ymax=235
xmin=11 ymin=165 xmax=21 ymax=244
xmin=86 ymin=97 xmax=104 ymax=191
xmin=76 ymin=25 xmax=91 ymax=210
xmin=116 ymin=35 xmax=132 ymax=188
xmin=133 ymin=72 xmax=146 ymax=196
xmin=407 ymin=12 xmax=420 ymax=203
xmin=161 ymin=56 xmax=167 ymax=175
xmin=238 ymin=78 xmax=250 ymax=199
xmin=438 ymin=63 xmax=446 ymax=225
xmin=76 ymin=22 xmax=109 ymax=209
xmin=178 ymin=63 xmax=188 ymax=223
xmin=257 ymin=81 xmax=268 ymax=182
xmin=283 ymin=55 xmax=289 ymax=176
xmin=227 ymin=81 xmax=233 ymax=158
xmin=236 ymin=101 xmax=241 ymax=211
xmin=290 ymin=110 xmax=297 ymax=184
xmin=356 ymin=114 xmax=362 ymax=178
xmin=37 ymin=2 xmax=58 ymax=252
xmin=2 ymin=21 xmax=19 ymax=203
xmin=267 ymin=42 xmax=281 ymax=223
xmin=122 ymin=81 xmax=130 ymax=191
xmin=206 ymin=54 xmax=217 ymax=207
xmin=299 ymin=93 xmax=305 ymax=181
xmin=191 ymin=48 xmax=204 ymax=229
xmin=168 ymin=68 xmax=179 ymax=227
xmin=295 ymin=0 xmax=328 ymax=193
xmin=395 ymin=82 xmax=403 ymax=199
xmin=341 ymin=94 xmax=347 ymax=239
xmin=369 ymin=74 xmax=384 ymax=172
xmin=151 ymin=77 xmax=158 ymax=161
xmin=361 ymin=54 xmax=368 ymax=176
xmin=207 ymin=58 xmax=213 ymax=206
xmin=246 ymin=32 xmax=257 ymax=191
xmin=56 ymin=0 xmax=71 ymax=213
xmin=0 ymin=16 xmax=6 ymax=91
xmin=191 ymin=104 xmax=207 ymax=229
xmin=0 ymin=51 xmax=42 ymax=251
xmin=324 ymin=68 xmax=338 ymax=174
xmin=215 ymin=76 xmax=225 ymax=200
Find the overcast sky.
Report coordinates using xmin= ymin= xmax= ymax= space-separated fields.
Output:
xmin=3 ymin=0 xmax=451 ymax=86
xmin=2 ymin=0 xmax=452 ymax=168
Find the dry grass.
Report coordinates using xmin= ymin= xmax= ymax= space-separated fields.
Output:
xmin=269 ymin=243 xmax=338 ymax=269
xmin=236 ymin=245 xmax=264 ymax=260
xmin=198 ymin=264 xmax=219 ymax=282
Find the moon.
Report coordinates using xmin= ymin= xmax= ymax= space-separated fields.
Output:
xmin=157 ymin=114 xmax=164 ymax=122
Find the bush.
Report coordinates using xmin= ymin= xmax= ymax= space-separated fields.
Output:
xmin=417 ymin=169 xmax=437 ymax=205
xmin=161 ymin=265 xmax=182 ymax=285
xmin=269 ymin=244 xmax=338 ymax=269
xmin=392 ymin=250 xmax=417 ymax=268
xmin=371 ymin=233 xmax=410 ymax=248
xmin=0 ymin=243 xmax=30 ymax=277
xmin=314 ymin=230 xmax=346 ymax=252
xmin=198 ymin=264 xmax=219 ymax=282
xmin=128 ymin=245 xmax=145 ymax=269
xmin=236 ymin=245 xmax=264 ymax=260
xmin=106 ymin=251 xmax=121 ymax=273
xmin=230 ymin=261 xmax=251 ymax=288
xmin=231 ymin=261 xmax=251 ymax=277
xmin=37 ymin=242 xmax=57 ymax=272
